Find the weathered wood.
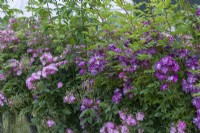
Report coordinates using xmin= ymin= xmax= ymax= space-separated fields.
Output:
xmin=25 ymin=114 xmax=38 ymax=133
xmin=0 ymin=113 xmax=3 ymax=133
xmin=7 ymin=112 xmax=16 ymax=133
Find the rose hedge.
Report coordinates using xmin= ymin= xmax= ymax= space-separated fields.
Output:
xmin=0 ymin=0 xmax=200 ymax=133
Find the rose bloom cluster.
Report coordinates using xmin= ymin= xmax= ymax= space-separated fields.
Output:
xmin=80 ymin=98 xmax=101 ymax=129
xmin=80 ymin=98 xmax=100 ymax=112
xmin=154 ymin=56 xmax=180 ymax=90
xmin=26 ymin=51 xmax=67 ymax=90
xmin=108 ymin=44 xmax=156 ymax=73
xmin=76 ymin=49 xmax=107 ymax=76
xmin=182 ymin=56 xmax=200 ymax=94
xmin=172 ymin=49 xmax=190 ymax=59
xmin=63 ymin=94 xmax=76 ymax=104
xmin=88 ymin=49 xmax=107 ymax=76
xmin=27 ymin=48 xmax=50 ymax=65
xmin=181 ymin=55 xmax=200 ymax=129
xmin=26 ymin=29 xmax=51 ymax=46
xmin=119 ymin=111 xmax=144 ymax=126
xmin=100 ymin=122 xmax=128 ymax=133
xmin=109 ymin=43 xmax=156 ymax=103
xmin=7 ymin=59 xmax=23 ymax=76
xmin=0 ymin=29 xmax=19 ymax=50
xmin=100 ymin=111 xmax=144 ymax=133
xmin=170 ymin=121 xmax=187 ymax=133
xmin=112 ymin=88 xmax=123 ymax=104
xmin=75 ymin=57 xmax=86 ymax=75
xmin=112 ymin=80 xmax=134 ymax=104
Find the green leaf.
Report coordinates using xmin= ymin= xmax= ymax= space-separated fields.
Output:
xmin=79 ymin=109 xmax=88 ymax=119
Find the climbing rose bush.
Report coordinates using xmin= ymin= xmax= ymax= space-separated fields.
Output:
xmin=0 ymin=0 xmax=200 ymax=133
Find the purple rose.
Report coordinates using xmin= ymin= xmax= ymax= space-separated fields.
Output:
xmin=136 ymin=112 xmax=145 ymax=121
xmin=47 ymin=120 xmax=55 ymax=127
xmin=57 ymin=82 xmax=63 ymax=88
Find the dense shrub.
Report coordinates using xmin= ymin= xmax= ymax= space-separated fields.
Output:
xmin=0 ymin=0 xmax=200 ymax=133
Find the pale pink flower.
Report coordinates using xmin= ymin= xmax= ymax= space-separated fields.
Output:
xmin=57 ymin=82 xmax=63 ymax=88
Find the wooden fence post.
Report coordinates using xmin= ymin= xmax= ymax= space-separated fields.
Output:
xmin=25 ymin=114 xmax=38 ymax=133
xmin=7 ymin=112 xmax=16 ymax=133
xmin=0 ymin=113 xmax=3 ymax=133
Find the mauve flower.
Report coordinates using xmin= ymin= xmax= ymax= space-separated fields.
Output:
xmin=187 ymin=76 xmax=198 ymax=83
xmin=192 ymin=97 xmax=200 ymax=109
xmin=100 ymin=126 xmax=106 ymax=133
xmin=78 ymin=61 xmax=85 ymax=67
xmin=47 ymin=120 xmax=55 ymax=127
xmin=34 ymin=25 xmax=39 ymax=29
xmin=64 ymin=94 xmax=76 ymax=104
xmin=123 ymin=39 xmax=131 ymax=46
xmin=7 ymin=59 xmax=23 ymax=76
xmin=170 ymin=126 xmax=176 ymax=133
xmin=197 ymin=109 xmax=200 ymax=117
xmin=112 ymin=92 xmax=123 ymax=104
xmin=126 ymin=115 xmax=137 ymax=126
xmin=66 ymin=128 xmax=73 ymax=133
xmin=154 ymin=56 xmax=180 ymax=90
xmin=0 ymin=74 xmax=5 ymax=80
xmin=108 ymin=44 xmax=116 ymax=51
xmin=155 ymin=62 xmax=162 ymax=70
xmin=0 ymin=29 xmax=19 ymax=50
xmin=121 ymin=125 xmax=129 ymax=133
xmin=88 ymin=50 xmax=107 ymax=75
xmin=82 ymin=98 xmax=93 ymax=107
xmin=105 ymin=122 xmax=115 ymax=129
xmin=16 ymin=70 xmax=22 ymax=76
xmin=177 ymin=121 xmax=186 ymax=132
xmin=57 ymin=82 xmax=63 ymax=88
xmin=0 ymin=101 xmax=4 ymax=106
xmin=172 ymin=64 xmax=180 ymax=72
xmin=40 ymin=52 xmax=54 ymax=66
xmin=154 ymin=72 xmax=166 ymax=81
xmin=173 ymin=49 xmax=190 ymax=59
xmin=167 ymin=75 xmax=178 ymax=83
xmin=161 ymin=66 xmax=169 ymax=74
xmin=26 ymin=72 xmax=41 ymax=90
xmin=143 ymin=20 xmax=150 ymax=26
xmin=182 ymin=80 xmax=190 ymax=93
xmin=9 ymin=18 xmax=17 ymax=24
xmin=168 ymin=35 xmax=174 ymax=43
xmin=114 ymin=48 xmax=122 ymax=53
xmin=90 ymin=70 xmax=98 ymax=75
xmin=29 ymin=57 xmax=35 ymax=65
xmin=0 ymin=92 xmax=7 ymax=106
xmin=136 ymin=112 xmax=144 ymax=121
xmin=119 ymin=111 xmax=126 ymax=120
xmin=79 ymin=69 xmax=86 ymax=75
xmin=42 ymin=64 xmax=58 ymax=78
xmin=119 ymin=72 xmax=125 ymax=79
xmin=193 ymin=116 xmax=200 ymax=129
xmin=161 ymin=83 xmax=168 ymax=91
